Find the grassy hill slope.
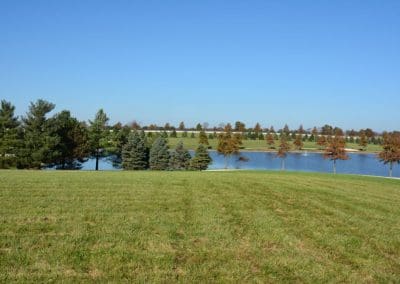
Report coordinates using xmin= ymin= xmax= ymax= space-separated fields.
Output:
xmin=0 ymin=171 xmax=399 ymax=282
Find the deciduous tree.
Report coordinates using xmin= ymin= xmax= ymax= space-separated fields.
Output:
xmin=323 ymin=136 xmax=349 ymax=174
xmin=277 ymin=135 xmax=290 ymax=170
xmin=265 ymin=132 xmax=275 ymax=149
xmin=378 ymin=132 xmax=400 ymax=177
xmin=217 ymin=124 xmax=240 ymax=168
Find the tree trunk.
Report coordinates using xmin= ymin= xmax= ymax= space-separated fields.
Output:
xmin=281 ymin=158 xmax=285 ymax=171
xmin=224 ymin=156 xmax=228 ymax=169
xmin=95 ymin=150 xmax=99 ymax=171
xmin=389 ymin=162 xmax=393 ymax=177
xmin=333 ymin=159 xmax=336 ymax=174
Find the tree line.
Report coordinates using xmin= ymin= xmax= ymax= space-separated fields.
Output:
xmin=0 ymin=99 xmax=212 ymax=170
xmin=1 ymin=99 xmax=399 ymax=175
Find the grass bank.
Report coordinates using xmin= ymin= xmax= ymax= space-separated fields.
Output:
xmin=0 ymin=171 xmax=399 ymax=282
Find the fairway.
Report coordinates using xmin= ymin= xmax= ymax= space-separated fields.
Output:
xmin=0 ymin=171 xmax=399 ymax=282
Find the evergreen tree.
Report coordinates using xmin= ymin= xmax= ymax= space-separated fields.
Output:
xmin=122 ymin=131 xmax=149 ymax=170
xmin=199 ymin=130 xmax=209 ymax=145
xmin=149 ymin=136 xmax=170 ymax=170
xmin=190 ymin=144 xmax=212 ymax=170
xmin=170 ymin=128 xmax=177 ymax=138
xmin=0 ymin=100 xmax=20 ymax=168
xmin=18 ymin=99 xmax=58 ymax=169
xmin=182 ymin=131 xmax=188 ymax=138
xmin=169 ymin=141 xmax=191 ymax=170
xmin=196 ymin=123 xmax=202 ymax=131
xmin=178 ymin=121 xmax=185 ymax=130
xmin=47 ymin=110 xmax=90 ymax=169
xmin=88 ymin=109 xmax=110 ymax=170
xmin=190 ymin=132 xmax=196 ymax=138
xmin=277 ymin=135 xmax=291 ymax=170
xmin=108 ymin=124 xmax=131 ymax=167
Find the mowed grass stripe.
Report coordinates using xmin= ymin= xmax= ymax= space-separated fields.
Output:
xmin=0 ymin=170 xmax=399 ymax=282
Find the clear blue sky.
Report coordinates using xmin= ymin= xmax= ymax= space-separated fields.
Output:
xmin=1 ymin=0 xmax=399 ymax=131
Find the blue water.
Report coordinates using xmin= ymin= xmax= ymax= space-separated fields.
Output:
xmin=80 ymin=151 xmax=400 ymax=178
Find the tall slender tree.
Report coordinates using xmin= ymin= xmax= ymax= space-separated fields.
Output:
xmin=88 ymin=109 xmax=110 ymax=170
xmin=0 ymin=100 xmax=20 ymax=168
xmin=277 ymin=135 xmax=290 ymax=170
xmin=378 ymin=132 xmax=400 ymax=177
xmin=323 ymin=136 xmax=349 ymax=174
xmin=18 ymin=99 xmax=58 ymax=169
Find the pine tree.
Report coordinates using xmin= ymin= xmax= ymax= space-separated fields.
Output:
xmin=47 ymin=110 xmax=90 ymax=169
xmin=190 ymin=144 xmax=212 ymax=170
xmin=199 ymin=130 xmax=209 ymax=145
xmin=122 ymin=131 xmax=149 ymax=170
xmin=178 ymin=121 xmax=185 ymax=130
xmin=18 ymin=99 xmax=58 ymax=169
xmin=149 ymin=136 xmax=170 ymax=170
xmin=170 ymin=128 xmax=177 ymax=138
xmin=0 ymin=100 xmax=20 ymax=168
xmin=182 ymin=131 xmax=188 ymax=138
xmin=277 ymin=135 xmax=291 ymax=170
xmin=190 ymin=132 xmax=196 ymax=138
xmin=88 ymin=109 xmax=110 ymax=170
xmin=169 ymin=141 xmax=191 ymax=170
xmin=323 ymin=136 xmax=349 ymax=174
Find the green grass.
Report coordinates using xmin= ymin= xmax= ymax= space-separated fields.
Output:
xmin=167 ymin=135 xmax=383 ymax=152
xmin=1 ymin=170 xmax=399 ymax=282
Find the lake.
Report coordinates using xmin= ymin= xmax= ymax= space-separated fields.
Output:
xmin=80 ymin=151 xmax=400 ymax=178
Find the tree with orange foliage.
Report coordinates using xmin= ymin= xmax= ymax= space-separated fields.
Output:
xmin=378 ymin=132 xmax=400 ymax=177
xmin=316 ymin=135 xmax=327 ymax=149
xmin=265 ymin=132 xmax=275 ymax=149
xmin=323 ymin=136 xmax=349 ymax=174
xmin=217 ymin=124 xmax=241 ymax=168
xmin=276 ymin=135 xmax=291 ymax=170
xmin=293 ymin=134 xmax=303 ymax=150
xmin=358 ymin=131 xmax=368 ymax=151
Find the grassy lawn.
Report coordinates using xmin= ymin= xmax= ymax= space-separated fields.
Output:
xmin=167 ymin=135 xmax=383 ymax=152
xmin=1 ymin=170 xmax=399 ymax=282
